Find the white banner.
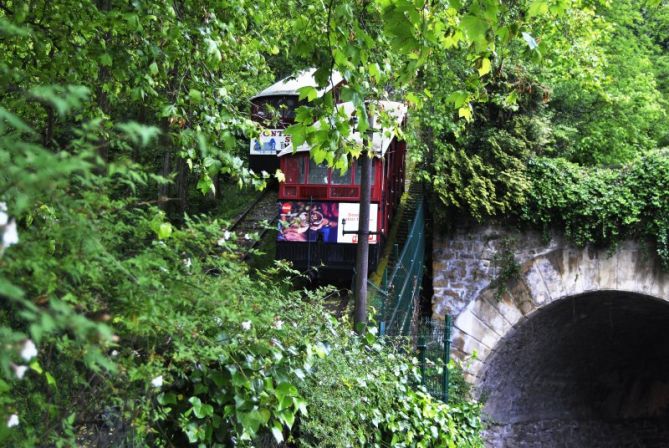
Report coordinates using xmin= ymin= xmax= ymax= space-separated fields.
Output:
xmin=250 ymin=129 xmax=291 ymax=155
xmin=337 ymin=203 xmax=378 ymax=244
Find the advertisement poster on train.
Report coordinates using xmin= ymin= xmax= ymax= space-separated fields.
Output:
xmin=277 ymin=201 xmax=339 ymax=243
xmin=337 ymin=203 xmax=378 ymax=244
xmin=250 ymin=129 xmax=291 ymax=155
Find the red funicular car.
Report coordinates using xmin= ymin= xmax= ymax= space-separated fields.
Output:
xmin=275 ymin=101 xmax=407 ymax=276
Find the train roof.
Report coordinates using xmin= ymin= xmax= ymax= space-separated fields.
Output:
xmin=277 ymin=101 xmax=407 ymax=158
xmin=252 ymin=68 xmax=343 ymax=99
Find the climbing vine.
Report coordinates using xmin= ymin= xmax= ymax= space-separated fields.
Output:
xmin=490 ymin=237 xmax=521 ymax=299
xmin=521 ymin=150 xmax=669 ymax=268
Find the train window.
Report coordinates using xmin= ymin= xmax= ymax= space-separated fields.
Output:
xmin=253 ymin=96 xmax=299 ymax=124
xmin=308 ymin=159 xmax=329 ymax=184
xmin=280 ymin=98 xmax=297 ymax=121
xmin=331 ymin=166 xmax=352 ymax=184
xmin=284 ymin=156 xmax=305 ymax=183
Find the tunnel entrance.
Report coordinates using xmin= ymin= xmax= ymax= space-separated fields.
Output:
xmin=479 ymin=291 xmax=669 ymax=447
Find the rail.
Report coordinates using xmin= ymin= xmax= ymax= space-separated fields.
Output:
xmin=229 ymin=189 xmax=279 ymax=259
xmin=229 ymin=189 xmax=274 ymax=231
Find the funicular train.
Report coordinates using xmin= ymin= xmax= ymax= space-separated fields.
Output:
xmin=248 ymin=70 xmax=407 ymax=277
xmin=275 ymin=101 xmax=407 ymax=275
xmin=249 ymin=69 xmax=344 ymax=174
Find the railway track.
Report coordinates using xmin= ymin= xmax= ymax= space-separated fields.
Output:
xmin=229 ymin=189 xmax=279 ymax=259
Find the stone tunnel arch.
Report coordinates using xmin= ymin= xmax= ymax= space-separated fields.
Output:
xmin=479 ymin=291 xmax=669 ymax=447
xmin=441 ymin=238 xmax=669 ymax=447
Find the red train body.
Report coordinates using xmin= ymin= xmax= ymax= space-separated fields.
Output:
xmin=275 ymin=101 xmax=407 ymax=275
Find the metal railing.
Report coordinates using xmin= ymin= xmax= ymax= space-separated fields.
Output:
xmin=417 ymin=316 xmax=452 ymax=402
xmin=367 ymin=198 xmax=452 ymax=402
xmin=371 ymin=199 xmax=425 ymax=337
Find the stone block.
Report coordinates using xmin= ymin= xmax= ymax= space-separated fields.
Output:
xmin=615 ymin=249 xmax=641 ymax=293
xmin=518 ymin=299 xmax=536 ymax=316
xmin=617 ymin=247 xmax=658 ymax=296
xmin=596 ymin=249 xmax=619 ymax=291
xmin=492 ymin=293 xmax=525 ymax=328
xmin=534 ymin=253 xmax=566 ymax=301
xmin=524 ymin=262 xmax=553 ymax=306
xmin=454 ymin=308 xmax=498 ymax=350
xmin=469 ymin=294 xmax=510 ymax=338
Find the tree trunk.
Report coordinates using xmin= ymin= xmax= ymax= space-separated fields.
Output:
xmin=159 ymin=149 xmax=171 ymax=207
xmin=95 ymin=0 xmax=111 ymax=165
xmin=353 ymin=107 xmax=375 ymax=334
xmin=175 ymin=157 xmax=188 ymax=217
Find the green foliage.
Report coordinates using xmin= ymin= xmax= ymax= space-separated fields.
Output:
xmin=0 ymin=0 xmax=283 ymax=218
xmin=416 ymin=62 xmax=547 ymax=220
xmin=297 ymin=332 xmax=483 ymax=448
xmin=1 ymin=97 xmax=485 ymax=445
xmin=417 ymin=1 xmax=669 ymax=270
xmin=522 ymin=151 xmax=669 ymax=267
xmin=546 ymin=0 xmax=668 ymax=164
xmin=491 ymin=238 xmax=521 ymax=299
xmin=0 ymin=0 xmax=546 ymax=445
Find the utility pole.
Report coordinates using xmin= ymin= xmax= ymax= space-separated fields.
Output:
xmin=353 ymin=105 xmax=375 ymax=334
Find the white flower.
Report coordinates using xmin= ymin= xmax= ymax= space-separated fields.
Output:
xmin=0 ymin=202 xmax=8 ymax=226
xmin=272 ymin=319 xmax=284 ymax=330
xmin=241 ymin=321 xmax=252 ymax=331
xmin=151 ymin=375 xmax=163 ymax=388
xmin=12 ymin=364 xmax=28 ymax=379
xmin=214 ymin=316 xmax=223 ymax=326
xmin=244 ymin=233 xmax=250 ymax=240
xmin=218 ymin=231 xmax=232 ymax=246
xmin=20 ymin=340 xmax=37 ymax=361
xmin=7 ymin=414 xmax=18 ymax=428
xmin=183 ymin=258 xmax=192 ymax=268
xmin=2 ymin=220 xmax=18 ymax=248
xmin=110 ymin=350 xmax=119 ymax=357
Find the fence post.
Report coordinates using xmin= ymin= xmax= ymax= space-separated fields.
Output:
xmin=442 ymin=315 xmax=452 ymax=402
xmin=379 ymin=269 xmax=388 ymax=336
xmin=418 ymin=331 xmax=426 ymax=387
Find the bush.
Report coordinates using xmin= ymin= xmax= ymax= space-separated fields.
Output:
xmin=0 ymin=117 xmax=483 ymax=446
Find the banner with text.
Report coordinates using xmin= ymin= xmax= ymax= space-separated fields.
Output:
xmin=337 ymin=202 xmax=378 ymax=244
xmin=250 ymin=129 xmax=291 ymax=155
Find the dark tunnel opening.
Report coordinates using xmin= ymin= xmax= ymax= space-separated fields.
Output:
xmin=479 ymin=291 xmax=669 ymax=447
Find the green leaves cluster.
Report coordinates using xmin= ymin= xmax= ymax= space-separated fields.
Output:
xmin=0 ymin=0 xmax=285 ymax=217
xmin=522 ymin=151 xmax=669 ymax=267
xmin=298 ymin=331 xmax=483 ymax=448
xmin=416 ymin=1 xmax=669 ymax=267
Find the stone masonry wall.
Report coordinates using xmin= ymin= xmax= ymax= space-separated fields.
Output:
xmin=433 ymin=224 xmax=669 ymax=447
xmin=432 ymin=225 xmax=561 ymax=319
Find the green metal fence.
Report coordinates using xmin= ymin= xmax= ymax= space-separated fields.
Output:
xmin=372 ymin=199 xmax=425 ymax=337
xmin=417 ymin=316 xmax=452 ymax=402
xmin=368 ymin=199 xmax=452 ymax=402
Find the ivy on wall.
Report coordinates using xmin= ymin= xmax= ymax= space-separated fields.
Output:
xmin=521 ymin=150 xmax=669 ymax=267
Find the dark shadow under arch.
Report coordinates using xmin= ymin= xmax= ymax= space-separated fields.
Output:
xmin=479 ymin=291 xmax=669 ymax=447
